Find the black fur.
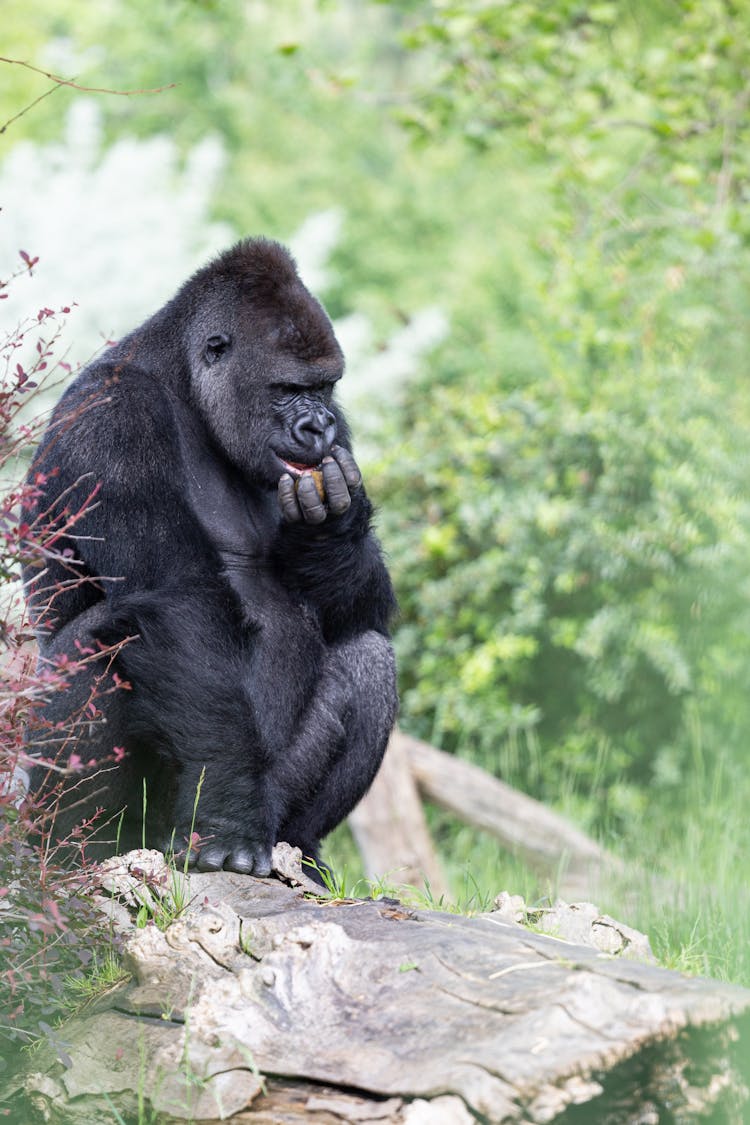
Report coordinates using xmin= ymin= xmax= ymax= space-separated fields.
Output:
xmin=24 ymin=238 xmax=397 ymax=874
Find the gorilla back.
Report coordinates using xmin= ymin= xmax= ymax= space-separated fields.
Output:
xmin=23 ymin=238 xmax=397 ymax=875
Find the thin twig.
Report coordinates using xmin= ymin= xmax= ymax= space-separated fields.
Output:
xmin=0 ymin=55 xmax=176 ymax=97
xmin=0 ymin=56 xmax=176 ymax=135
xmin=0 ymin=82 xmax=63 ymax=134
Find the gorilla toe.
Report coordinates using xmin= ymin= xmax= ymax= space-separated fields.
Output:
xmin=190 ymin=838 xmax=272 ymax=876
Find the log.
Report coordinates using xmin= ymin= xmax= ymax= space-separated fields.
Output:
xmin=399 ymin=730 xmax=622 ymax=899
xmin=6 ymin=848 xmax=750 ymax=1124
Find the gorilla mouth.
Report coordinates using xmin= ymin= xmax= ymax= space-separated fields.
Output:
xmin=280 ymin=458 xmax=321 ymax=477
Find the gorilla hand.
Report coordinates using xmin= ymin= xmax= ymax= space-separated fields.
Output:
xmin=278 ymin=444 xmax=362 ymax=524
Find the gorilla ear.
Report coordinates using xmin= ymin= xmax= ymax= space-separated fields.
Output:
xmin=204 ymin=333 xmax=232 ymax=365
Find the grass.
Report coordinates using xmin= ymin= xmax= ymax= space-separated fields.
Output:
xmin=132 ymin=862 xmax=193 ymax=931
xmin=322 ymin=817 xmax=539 ymax=915
xmin=131 ymin=767 xmax=205 ymax=930
xmin=621 ymin=817 xmax=750 ymax=985
xmin=607 ymin=745 xmax=750 ymax=986
xmin=61 ymin=950 xmax=130 ymax=1016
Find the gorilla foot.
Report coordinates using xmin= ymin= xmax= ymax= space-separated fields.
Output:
xmin=182 ymin=838 xmax=273 ymax=876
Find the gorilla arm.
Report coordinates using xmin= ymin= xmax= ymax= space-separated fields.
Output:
xmin=27 ymin=364 xmax=209 ymax=629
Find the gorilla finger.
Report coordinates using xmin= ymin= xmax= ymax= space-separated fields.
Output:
xmin=297 ymin=474 xmax=327 ymax=524
xmin=195 ymin=844 xmax=228 ymax=872
xmin=322 ymin=457 xmax=351 ymax=515
xmin=278 ymin=473 xmax=302 ymax=522
xmin=331 ymin=445 xmax=362 ymax=490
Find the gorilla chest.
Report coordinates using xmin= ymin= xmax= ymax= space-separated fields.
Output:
xmin=221 ymin=555 xmax=325 ymax=716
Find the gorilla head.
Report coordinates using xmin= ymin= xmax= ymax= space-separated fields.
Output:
xmin=173 ymin=239 xmax=345 ymax=485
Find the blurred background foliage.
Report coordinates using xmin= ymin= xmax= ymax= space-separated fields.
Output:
xmin=2 ymin=0 xmax=749 ymax=979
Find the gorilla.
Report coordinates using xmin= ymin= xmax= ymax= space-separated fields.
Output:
xmin=23 ymin=238 xmax=398 ymax=876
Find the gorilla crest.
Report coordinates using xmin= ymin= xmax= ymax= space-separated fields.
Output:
xmin=23 ymin=237 xmax=398 ymax=877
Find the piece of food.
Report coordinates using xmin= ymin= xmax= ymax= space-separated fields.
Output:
xmin=292 ymin=467 xmax=325 ymax=501
xmin=309 ymin=468 xmax=325 ymax=500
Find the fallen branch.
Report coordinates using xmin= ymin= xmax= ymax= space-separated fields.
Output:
xmin=398 ymin=730 xmax=623 ymax=897
xmin=349 ymin=728 xmax=449 ymax=896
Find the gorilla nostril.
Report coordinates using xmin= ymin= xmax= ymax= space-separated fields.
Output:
xmin=293 ymin=409 xmax=336 ymax=446
xmin=291 ymin=416 xmax=315 ymax=447
xmin=294 ymin=413 xmax=316 ymax=435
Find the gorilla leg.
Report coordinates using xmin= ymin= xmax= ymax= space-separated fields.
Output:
xmin=276 ymin=630 xmax=397 ymax=859
xmin=107 ymin=585 xmax=281 ymax=873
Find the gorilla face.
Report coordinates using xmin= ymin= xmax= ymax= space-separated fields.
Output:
xmin=185 ymin=242 xmax=344 ymax=485
xmin=267 ymin=381 xmax=339 ymax=478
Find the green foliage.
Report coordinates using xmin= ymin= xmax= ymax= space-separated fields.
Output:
xmin=375 ymin=324 xmax=747 ymax=824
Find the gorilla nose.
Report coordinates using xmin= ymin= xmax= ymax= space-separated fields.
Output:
xmin=291 ymin=408 xmax=336 ymax=458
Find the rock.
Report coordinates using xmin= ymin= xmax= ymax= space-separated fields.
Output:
xmin=490 ymin=892 xmax=655 ymax=961
xmin=92 ymin=847 xmax=188 ymax=932
xmin=492 ymin=891 xmax=527 ymax=924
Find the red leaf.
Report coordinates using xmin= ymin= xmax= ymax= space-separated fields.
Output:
xmin=19 ymin=249 xmax=39 ymax=271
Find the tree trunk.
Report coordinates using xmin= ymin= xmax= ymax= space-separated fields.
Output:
xmin=348 ymin=729 xmax=448 ymax=896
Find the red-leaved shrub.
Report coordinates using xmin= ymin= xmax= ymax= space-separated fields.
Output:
xmin=0 ymin=254 xmax=124 ymax=1069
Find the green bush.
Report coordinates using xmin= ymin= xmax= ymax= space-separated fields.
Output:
xmin=375 ymin=332 xmax=747 ymax=821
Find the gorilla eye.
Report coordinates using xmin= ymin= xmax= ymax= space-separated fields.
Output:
xmin=204 ymin=333 xmax=232 ymax=364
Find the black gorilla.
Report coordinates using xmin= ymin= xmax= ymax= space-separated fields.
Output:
xmin=24 ymin=238 xmax=397 ymax=875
